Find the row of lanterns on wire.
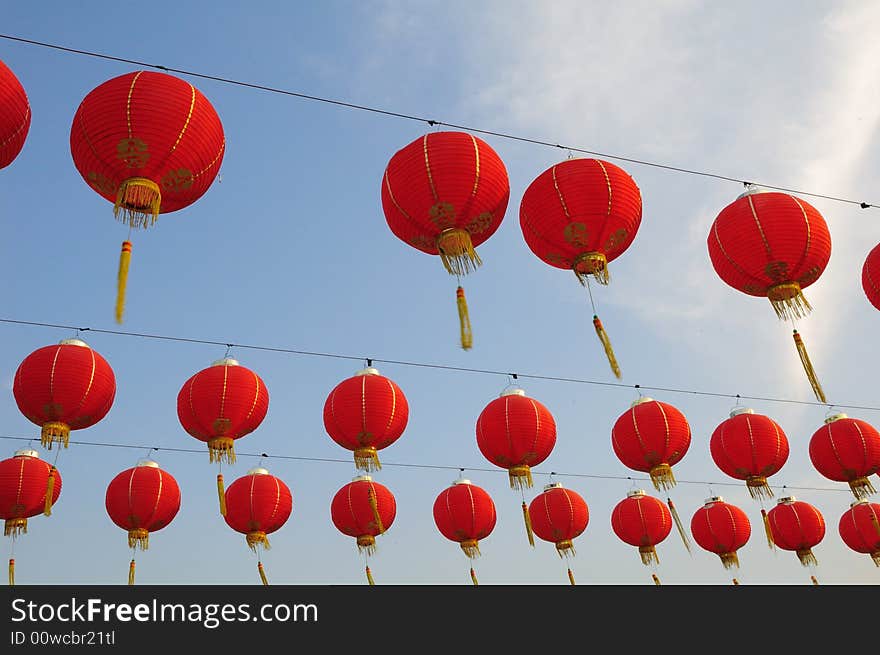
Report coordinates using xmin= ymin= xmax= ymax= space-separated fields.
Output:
xmin=5 ymin=62 xmax=880 ymax=404
xmin=2 ymin=338 xmax=879 ymax=585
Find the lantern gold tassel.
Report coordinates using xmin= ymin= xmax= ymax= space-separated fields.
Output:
xmin=567 ymin=568 xmax=576 ymax=586
xmin=258 ymin=562 xmax=269 ymax=586
xmin=208 ymin=437 xmax=236 ymax=464
xmin=354 ymin=446 xmax=381 ymax=472
xmin=217 ymin=473 xmax=227 ymax=517
xmin=667 ymin=497 xmax=691 ymax=552
xmin=508 ymin=465 xmax=533 ymax=490
xmin=40 ymin=421 xmax=70 ymax=450
xmin=460 ymin=539 xmax=481 ymax=559
xmin=719 ymin=552 xmax=740 ymax=570
xmin=649 ymin=464 xmax=676 ymax=491
xmin=593 ymin=315 xmax=621 ymax=379
xmin=44 ymin=466 xmax=56 ymax=516
xmin=796 ymin=548 xmax=818 ymax=567
xmin=114 ymin=177 xmax=161 ymax=229
xmin=573 ymin=252 xmax=610 ymax=286
xmin=246 ymin=532 xmax=270 ymax=552
xmin=438 ymin=228 xmax=482 ymax=276
xmin=746 ymin=475 xmax=774 ymax=500
xmin=792 ymin=329 xmax=826 ymax=403
xmin=128 ymin=559 xmax=135 ymax=586
xmin=4 ymin=518 xmax=26 ymax=537
xmin=761 ymin=509 xmax=776 ymax=550
xmin=128 ymin=528 xmax=149 ymax=551
xmin=652 ymin=573 xmax=661 ymax=586
xmin=470 ymin=567 xmax=479 ymax=586
xmin=357 ymin=535 xmax=377 ymax=556
xmin=639 ymin=545 xmax=659 ymax=566
xmin=8 ymin=558 xmax=13 ymax=587
xmin=848 ymin=476 xmax=876 ymax=500
xmin=115 ymin=240 xmax=132 ymax=324
xmin=365 ymin=566 xmax=375 ymax=586
xmin=521 ymin=501 xmax=535 ymax=547
xmin=367 ymin=486 xmax=385 ymax=534
xmin=456 ymin=286 xmax=472 ymax=351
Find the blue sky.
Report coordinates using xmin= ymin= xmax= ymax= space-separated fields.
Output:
xmin=2 ymin=1 xmax=880 ymax=585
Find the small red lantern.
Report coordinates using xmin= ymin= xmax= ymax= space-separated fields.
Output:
xmin=69 ymin=70 xmax=225 ymax=323
xmin=330 ymin=475 xmax=397 ymax=585
xmin=838 ymin=500 xmax=880 ymax=567
xmin=177 ymin=357 xmax=269 ymax=515
xmin=0 ymin=449 xmax=62 ymax=585
xmin=223 ymin=466 xmax=292 ymax=585
xmin=709 ymin=407 xmax=789 ymax=499
xmin=611 ymin=489 xmax=672 ymax=568
xmin=861 ymin=243 xmax=880 ymax=311
xmin=322 ymin=366 xmax=409 ymax=472
xmin=528 ymin=482 xmax=589 ymax=585
xmin=766 ymin=496 xmax=825 ymax=567
xmin=105 ymin=459 xmax=181 ymax=585
xmin=519 ymin=157 xmax=643 ymax=378
xmin=707 ymin=186 xmax=832 ymax=401
xmin=433 ymin=477 xmax=497 ymax=585
xmin=381 ymin=130 xmax=510 ymax=350
xmin=690 ymin=496 xmax=751 ymax=570
xmin=13 ymin=338 xmax=116 ymax=450
xmin=0 ymin=59 xmax=31 ymax=169
xmin=809 ymin=413 xmax=880 ymax=500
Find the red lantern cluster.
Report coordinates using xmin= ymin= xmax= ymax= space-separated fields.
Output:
xmin=690 ymin=496 xmax=751 ymax=571
xmin=809 ymin=413 xmax=880 ymax=499
xmin=0 ymin=59 xmax=31 ymax=170
xmin=611 ymin=489 xmax=672 ymax=567
xmin=330 ymin=475 xmax=397 ymax=556
xmin=433 ymin=477 xmax=497 ymax=585
xmin=528 ymin=482 xmax=589 ymax=585
xmin=766 ymin=496 xmax=825 ymax=567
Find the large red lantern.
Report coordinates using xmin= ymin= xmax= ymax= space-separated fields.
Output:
xmin=223 ymin=466 xmax=292 ymax=585
xmin=105 ymin=459 xmax=181 ymax=585
xmin=0 ymin=59 xmax=31 ymax=170
xmin=690 ymin=496 xmax=751 ymax=571
xmin=861 ymin=243 xmax=880 ymax=311
xmin=330 ymin=475 xmax=397 ymax=585
xmin=13 ymin=338 xmax=116 ymax=450
xmin=69 ymin=70 xmax=225 ymax=323
xmin=519 ymin=157 xmax=643 ymax=378
xmin=527 ymin=482 xmax=589 ymax=585
xmin=381 ymin=130 xmax=510 ymax=350
xmin=0 ymin=449 xmax=62 ymax=585
xmin=433 ymin=477 xmax=497 ymax=585
xmin=177 ymin=357 xmax=269 ymax=515
xmin=838 ymin=500 xmax=880 ymax=567
xmin=809 ymin=413 xmax=880 ymax=500
xmin=610 ymin=489 xmax=672 ymax=570
xmin=766 ymin=496 xmax=825 ymax=567
xmin=707 ymin=186 xmax=832 ymax=401
xmin=322 ymin=366 xmax=409 ymax=472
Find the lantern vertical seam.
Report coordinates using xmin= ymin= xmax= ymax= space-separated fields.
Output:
xmin=248 ymin=471 xmax=257 ymax=530
xmin=551 ymin=165 xmax=571 ymax=220
xmin=789 ymin=195 xmax=812 ymax=278
xmin=125 ymin=73 xmax=143 ymax=141
xmin=770 ymin=418 xmax=784 ymax=476
xmin=0 ymin=105 xmax=29 ymax=150
xmin=360 ymin=375 xmax=367 ymax=439
xmin=167 ymin=84 xmax=196 ymax=157
xmin=72 ymin=348 xmax=97 ymax=421
xmin=657 ymin=402 xmax=671 ymax=465
xmin=851 ymin=421 xmax=870 ymax=473
xmin=746 ymin=194 xmax=774 ymax=260
xmin=848 ymin=506 xmax=866 ymax=550
xmin=243 ymin=370 xmax=261 ymax=423
xmin=467 ymin=484 xmax=476 ymax=539
xmin=503 ymin=397 xmax=513 ymax=463
xmin=187 ymin=376 xmax=204 ymax=438
xmin=218 ymin=364 xmax=229 ymax=423
xmin=48 ymin=345 xmax=61 ymax=408
xmin=595 ymin=159 xmax=613 ymax=217
xmin=711 ymin=220 xmax=768 ymax=288
xmin=469 ymin=134 xmax=480 ymax=197
xmin=562 ymin=488 xmax=575 ymax=545
xmin=191 ymin=137 xmax=225 ymax=182
xmin=14 ymin=457 xmax=25 ymax=510
xmin=269 ymin=475 xmax=281 ymax=524
xmin=147 ymin=469 xmax=165 ymax=530
xmin=527 ymin=398 xmax=541 ymax=464
xmin=127 ymin=467 xmax=137 ymax=528
xmin=382 ymin=377 xmax=398 ymax=447
xmin=745 ymin=416 xmax=758 ymax=477
xmin=422 ymin=134 xmax=438 ymax=202
xmin=824 ymin=423 xmax=846 ymax=478
xmin=628 ymin=406 xmax=650 ymax=467
xmin=346 ymin=482 xmax=359 ymax=535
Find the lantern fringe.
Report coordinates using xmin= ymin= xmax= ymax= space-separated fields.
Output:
xmin=719 ymin=552 xmax=740 ymax=570
xmin=573 ymin=252 xmax=610 ymax=286
xmin=761 ymin=509 xmax=776 ymax=550
xmin=768 ymin=283 xmax=811 ymax=321
xmin=521 ymin=501 xmax=535 ymax=547
xmin=792 ymin=330 xmax=826 ymax=403
xmin=128 ymin=528 xmax=149 ymax=551
xmin=365 ymin=565 xmax=375 ymax=586
xmin=848 ymin=477 xmax=876 ymax=500
xmin=208 ymin=438 xmax=236 ymax=464
xmin=649 ymin=464 xmax=676 ymax=491
xmin=246 ymin=531 xmax=270 ymax=552
xmin=4 ymin=518 xmax=26 ymax=537
xmin=40 ymin=421 xmax=70 ymax=450
xmin=556 ymin=540 xmax=576 ymax=558
xmin=437 ymin=228 xmax=481 ymax=276
xmin=593 ymin=315 xmax=621 ymax=379
xmin=357 ymin=535 xmax=376 ymax=556
xmin=217 ymin=473 xmax=227 ymax=517
xmin=115 ymin=240 xmax=132 ymax=325
xmin=508 ymin=465 xmax=533 ymax=490
xmin=367 ymin=486 xmax=385 ymax=534
xmin=8 ymin=558 xmax=14 ymax=587
xmin=871 ymin=552 xmax=880 ymax=568
xmin=456 ymin=286 xmax=472 ymax=351
xmin=460 ymin=539 xmax=481 ymax=559
xmin=114 ymin=177 xmax=161 ymax=229
xmin=258 ymin=562 xmax=269 ymax=586
xmin=746 ymin=476 xmax=774 ymax=500
xmin=44 ymin=466 xmax=56 ymax=516
xmin=639 ymin=545 xmax=659 ymax=566
xmin=354 ymin=447 xmax=381 ymax=472
xmin=667 ymin=497 xmax=691 ymax=552
xmin=470 ymin=567 xmax=479 ymax=586
xmin=567 ymin=568 xmax=576 ymax=586
xmin=128 ymin=559 xmax=135 ymax=586
xmin=796 ymin=548 xmax=818 ymax=567
xmin=652 ymin=573 xmax=661 ymax=586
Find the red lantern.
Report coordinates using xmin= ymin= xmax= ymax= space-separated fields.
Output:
xmin=330 ymin=475 xmax=397 ymax=585
xmin=766 ymin=496 xmax=825 ymax=567
xmin=381 ymin=130 xmax=510 ymax=350
xmin=519 ymin=158 xmax=643 ymax=378
xmin=69 ymin=70 xmax=225 ymax=323
xmin=610 ymin=489 xmax=672 ymax=567
xmin=105 ymin=459 xmax=181 ymax=585
xmin=223 ymin=466 xmax=292 ymax=585
xmin=707 ymin=186 xmax=832 ymax=401
xmin=0 ymin=59 xmax=31 ymax=169
xmin=177 ymin=357 xmax=269 ymax=515
xmin=0 ymin=449 xmax=62 ymax=585
xmin=689 ymin=496 xmax=751 ymax=570
xmin=809 ymin=413 xmax=880 ymax=500
xmin=528 ymin=482 xmax=589 ymax=585
xmin=322 ymin=366 xmax=409 ymax=472
xmin=433 ymin=478 xmax=497 ymax=585
xmin=838 ymin=500 xmax=880 ymax=567
xmin=709 ymin=407 xmax=789 ymax=499
xmin=13 ymin=338 xmax=116 ymax=450
xmin=861 ymin=243 xmax=880 ymax=311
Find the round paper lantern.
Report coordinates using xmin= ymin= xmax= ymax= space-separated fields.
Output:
xmin=838 ymin=500 xmax=880 ymax=567
xmin=690 ymin=496 xmax=751 ymax=570
xmin=809 ymin=413 xmax=880 ymax=499
xmin=322 ymin=366 xmax=409 ymax=472
xmin=709 ymin=407 xmax=789 ymax=499
xmin=861 ymin=243 xmax=880 ymax=312
xmin=105 ymin=459 xmax=180 ymax=585
xmin=611 ymin=489 xmax=672 ymax=566
xmin=519 ymin=158 xmax=643 ymax=377
xmin=528 ymin=481 xmax=589 ymax=585
xmin=433 ymin=477 xmax=497 ymax=585
xmin=707 ymin=186 xmax=832 ymax=401
xmin=766 ymin=496 xmax=825 ymax=566
xmin=381 ymin=130 xmax=510 ymax=350
xmin=0 ymin=59 xmax=31 ymax=169
xmin=13 ymin=338 xmax=116 ymax=450
xmin=69 ymin=70 xmax=226 ymax=323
